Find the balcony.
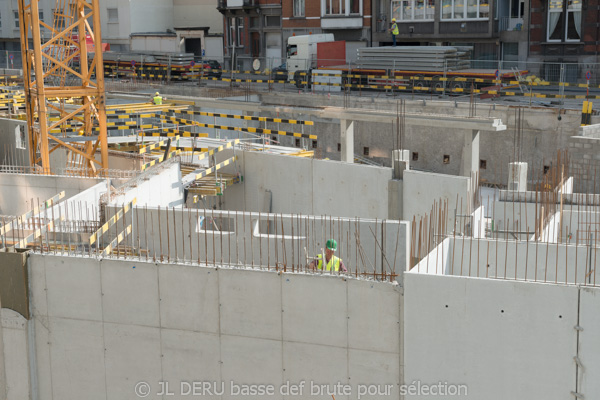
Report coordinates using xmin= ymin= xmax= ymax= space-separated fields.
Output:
xmin=499 ymin=17 xmax=523 ymax=32
xmin=218 ymin=0 xmax=257 ymax=9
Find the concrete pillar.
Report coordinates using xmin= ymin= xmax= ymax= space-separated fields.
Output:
xmin=508 ymin=162 xmax=528 ymax=191
xmin=0 ymin=301 xmax=6 ymax=400
xmin=460 ymin=130 xmax=480 ymax=178
xmin=340 ymin=119 xmax=354 ymax=163
xmin=392 ymin=149 xmax=410 ymax=179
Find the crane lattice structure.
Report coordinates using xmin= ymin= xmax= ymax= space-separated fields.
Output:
xmin=18 ymin=0 xmax=108 ymax=175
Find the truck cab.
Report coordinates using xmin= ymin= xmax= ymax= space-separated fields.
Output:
xmin=286 ymin=34 xmax=334 ymax=80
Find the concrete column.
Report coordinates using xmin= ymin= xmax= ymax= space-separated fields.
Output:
xmin=460 ymin=130 xmax=480 ymax=178
xmin=392 ymin=149 xmax=410 ymax=179
xmin=340 ymin=119 xmax=354 ymax=163
xmin=0 ymin=301 xmax=6 ymax=400
xmin=508 ymin=162 xmax=528 ymax=191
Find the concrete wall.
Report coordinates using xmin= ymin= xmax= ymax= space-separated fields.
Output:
xmin=0 ymin=173 xmax=104 ymax=216
xmin=110 ymin=162 xmax=184 ymax=208
xmin=27 ymin=254 xmax=403 ymax=400
xmin=258 ymin=94 xmax=584 ymax=185
xmin=221 ymin=150 xmax=394 ymax=219
xmin=427 ymin=237 xmax=596 ymax=286
xmin=0 ymin=118 xmax=29 ymax=167
xmin=404 ymin=272 xmax=588 ymax=400
xmin=105 ymin=206 xmax=411 ymax=281
xmin=1 ymin=308 xmax=30 ymax=400
xmin=130 ymin=0 xmax=174 ymax=34
xmin=174 ymin=0 xmax=223 ymax=34
xmin=402 ymin=170 xmax=471 ymax=233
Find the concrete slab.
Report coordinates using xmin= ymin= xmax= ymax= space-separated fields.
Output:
xmin=101 ymin=260 xmax=160 ymax=327
xmin=348 ymin=349 xmax=400 ymax=400
xmin=282 ymin=274 xmax=347 ymax=348
xmin=220 ymin=335 xmax=283 ymax=400
xmin=48 ymin=317 xmax=106 ymax=400
xmin=45 ymin=257 xmax=102 ymax=321
xmin=579 ymin=286 xmax=600 ymax=397
xmin=161 ymin=329 xmax=221 ymax=400
xmin=104 ymin=323 xmax=162 ymax=400
xmin=347 ymin=280 xmax=401 ymax=354
xmin=282 ymin=341 xmax=348 ymax=400
xmin=219 ymin=268 xmax=282 ymax=340
xmin=404 ymin=273 xmax=577 ymax=400
xmin=1 ymin=309 xmax=30 ymax=400
xmin=158 ymin=264 xmax=219 ymax=334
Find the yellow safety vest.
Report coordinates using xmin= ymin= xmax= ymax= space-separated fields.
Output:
xmin=153 ymin=96 xmax=163 ymax=105
xmin=317 ymin=254 xmax=341 ymax=272
xmin=391 ymin=23 xmax=399 ymax=35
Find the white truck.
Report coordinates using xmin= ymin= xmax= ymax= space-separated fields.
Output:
xmin=285 ymin=34 xmax=335 ymax=79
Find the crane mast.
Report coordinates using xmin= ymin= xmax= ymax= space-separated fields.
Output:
xmin=17 ymin=0 xmax=108 ymax=175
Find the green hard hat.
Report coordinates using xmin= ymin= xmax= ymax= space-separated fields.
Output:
xmin=326 ymin=239 xmax=337 ymax=251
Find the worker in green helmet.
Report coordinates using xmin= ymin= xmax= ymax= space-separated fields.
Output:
xmin=309 ymin=239 xmax=347 ymax=272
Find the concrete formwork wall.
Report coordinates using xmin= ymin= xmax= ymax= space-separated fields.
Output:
xmin=105 ymin=206 xmax=411 ymax=281
xmin=403 ymin=273 xmax=584 ymax=400
xmin=0 ymin=308 xmax=30 ymax=400
xmin=220 ymin=150 xmax=394 ymax=219
xmin=0 ymin=173 xmax=104 ymax=216
xmin=436 ymin=237 xmax=595 ymax=285
xmin=28 ymin=254 xmax=403 ymax=400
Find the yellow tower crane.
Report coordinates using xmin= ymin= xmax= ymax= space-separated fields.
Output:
xmin=17 ymin=0 xmax=108 ymax=175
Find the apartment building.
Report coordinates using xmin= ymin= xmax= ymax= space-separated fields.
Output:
xmin=0 ymin=0 xmax=224 ymax=64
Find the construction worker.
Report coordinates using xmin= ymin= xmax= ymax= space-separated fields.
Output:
xmin=389 ymin=18 xmax=399 ymax=47
xmin=152 ymin=92 xmax=163 ymax=105
xmin=309 ymin=239 xmax=347 ymax=272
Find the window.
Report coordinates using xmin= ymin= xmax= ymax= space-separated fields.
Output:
xmin=412 ymin=151 xmax=419 ymax=161
xmin=547 ymin=0 xmax=582 ymax=42
xmin=296 ymin=138 xmax=301 ymax=147
xmin=441 ymin=0 xmax=489 ymax=20
xmin=0 ymin=12 xmax=2 ymax=28
xmin=443 ymin=154 xmax=450 ymax=164
xmin=52 ymin=9 xmax=66 ymax=28
xmin=39 ymin=10 xmax=44 ymax=22
xmin=312 ymin=140 xmax=318 ymax=148
xmin=237 ymin=18 xmax=244 ymax=46
xmin=228 ymin=17 xmax=244 ymax=47
xmin=14 ymin=10 xmax=19 ymax=28
xmin=391 ymin=0 xmax=434 ymax=21
xmin=323 ymin=0 xmax=362 ymax=15
xmin=265 ymin=15 xmax=280 ymax=27
xmin=107 ymin=8 xmax=118 ymax=23
xmin=363 ymin=147 xmax=370 ymax=156
xmin=480 ymin=159 xmax=487 ymax=169
xmin=337 ymin=143 xmax=341 ymax=151
xmin=294 ymin=0 xmax=305 ymax=17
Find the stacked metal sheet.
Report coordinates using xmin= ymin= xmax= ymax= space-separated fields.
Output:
xmin=153 ymin=53 xmax=195 ymax=66
xmin=356 ymin=46 xmax=472 ymax=71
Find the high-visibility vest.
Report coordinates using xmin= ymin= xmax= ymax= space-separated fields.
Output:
xmin=153 ymin=96 xmax=163 ymax=105
xmin=317 ymin=254 xmax=341 ymax=272
xmin=391 ymin=23 xmax=399 ymax=35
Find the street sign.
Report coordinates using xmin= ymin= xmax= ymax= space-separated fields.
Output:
xmin=586 ymin=71 xmax=592 ymax=80
xmin=190 ymin=60 xmax=195 ymax=67
xmin=495 ymin=69 xmax=499 ymax=79
xmin=202 ymin=49 xmax=206 ymax=57
xmin=9 ymin=54 xmax=13 ymax=60
xmin=131 ymin=60 xmax=135 ymax=67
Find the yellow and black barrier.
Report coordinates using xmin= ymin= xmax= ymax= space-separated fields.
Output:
xmin=141 ymin=149 xmax=182 ymax=171
xmin=161 ymin=115 xmax=317 ymax=140
xmin=139 ymin=136 xmax=180 ymax=154
xmin=169 ymin=109 xmax=314 ymax=126
xmin=89 ymin=198 xmax=137 ymax=246
xmin=191 ymin=156 xmax=238 ymax=181
xmin=102 ymin=225 xmax=132 ymax=256
xmin=195 ymin=139 xmax=241 ymax=162
xmin=581 ymin=101 xmax=594 ymax=126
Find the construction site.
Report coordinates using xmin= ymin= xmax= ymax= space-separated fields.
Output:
xmin=1 ymin=1 xmax=600 ymax=400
